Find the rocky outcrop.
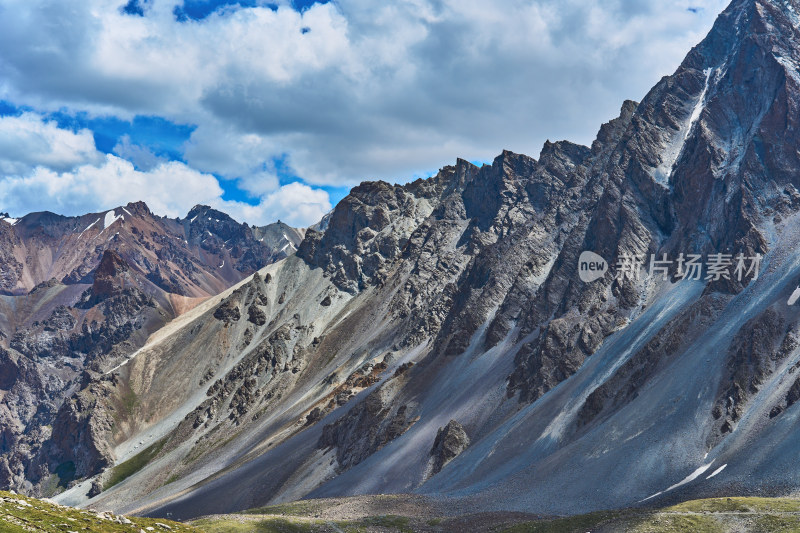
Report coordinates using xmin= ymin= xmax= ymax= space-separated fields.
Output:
xmin=184 ymin=205 xmax=300 ymax=274
xmin=89 ymin=250 xmax=132 ymax=304
xmin=247 ymin=304 xmax=266 ymax=326
xmin=213 ymin=300 xmax=240 ymax=323
xmin=298 ymin=179 xmax=442 ymax=293
xmin=319 ymin=382 xmax=417 ymax=471
xmin=429 ymin=420 xmax=469 ymax=475
xmin=709 ymin=309 xmax=798 ymax=443
xmin=0 ymin=223 xmax=23 ymax=294
xmin=575 ymin=294 xmax=728 ymax=431
xmin=46 ymin=379 xmax=116 ymax=481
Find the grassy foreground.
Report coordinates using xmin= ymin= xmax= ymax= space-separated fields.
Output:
xmin=192 ymin=496 xmax=800 ymax=532
xmin=6 ymin=490 xmax=800 ymax=532
xmin=0 ymin=490 xmax=195 ymax=532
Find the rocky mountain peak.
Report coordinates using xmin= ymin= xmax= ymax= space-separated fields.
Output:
xmin=89 ymin=250 xmax=134 ymax=303
xmin=185 ymin=204 xmax=235 ymax=224
xmin=121 ymin=201 xmax=151 ymax=217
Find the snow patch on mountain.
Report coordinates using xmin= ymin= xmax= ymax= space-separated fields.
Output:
xmin=103 ymin=211 xmax=124 ymax=231
xmin=653 ymin=68 xmax=713 ymax=187
xmin=641 ymin=462 xmax=716 ymax=502
xmin=706 ymin=464 xmax=727 ymax=479
xmin=80 ymin=218 xmax=100 ymax=236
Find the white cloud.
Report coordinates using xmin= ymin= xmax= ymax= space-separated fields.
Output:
xmin=0 ymin=155 xmax=224 ymax=219
xmin=0 ymin=115 xmax=330 ymax=227
xmin=0 ymin=0 xmax=731 ymax=196
xmin=0 ymin=113 xmax=104 ymax=175
xmin=112 ymin=135 xmax=168 ymax=171
xmin=215 ymin=182 xmax=332 ymax=228
xmin=236 ymin=171 xmax=281 ymax=197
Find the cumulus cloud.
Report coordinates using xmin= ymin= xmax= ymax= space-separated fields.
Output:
xmin=0 ymin=0 xmax=730 ymax=202
xmin=0 ymin=155 xmax=223 ymax=219
xmin=217 ymin=182 xmax=332 ymax=227
xmin=112 ymin=135 xmax=168 ymax=171
xmin=0 ymin=114 xmax=330 ymax=227
xmin=0 ymin=113 xmax=104 ymax=175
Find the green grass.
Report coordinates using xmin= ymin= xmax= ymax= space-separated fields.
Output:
xmin=667 ymin=496 xmax=800 ymax=513
xmin=192 ymin=517 xmax=321 ymax=532
xmin=503 ymin=497 xmax=800 ymax=533
xmin=358 ymin=515 xmax=413 ymax=532
xmin=104 ymin=437 xmax=166 ymax=490
xmin=8 ymin=491 xmax=793 ymax=533
xmin=121 ymin=389 xmax=139 ymax=416
xmin=194 ymin=515 xmax=417 ymax=533
xmin=626 ymin=514 xmax=725 ymax=533
xmin=244 ymin=500 xmax=324 ymax=517
xmin=748 ymin=513 xmax=800 ymax=532
xmin=0 ymin=490 xmax=196 ymax=532
xmin=502 ymin=510 xmax=628 ymax=533
xmin=41 ymin=461 xmax=77 ymax=497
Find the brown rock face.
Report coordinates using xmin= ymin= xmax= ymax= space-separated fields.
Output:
xmin=708 ymin=308 xmax=795 ymax=444
xmin=0 ymin=202 xmax=302 ymax=298
xmin=90 ymin=250 xmax=132 ymax=303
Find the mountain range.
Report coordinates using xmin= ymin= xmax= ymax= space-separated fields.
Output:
xmin=0 ymin=203 xmax=303 ymax=498
xmin=3 ymin=0 xmax=800 ymax=526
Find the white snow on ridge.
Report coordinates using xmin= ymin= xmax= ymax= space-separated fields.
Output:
xmin=0 ymin=217 xmax=18 ymax=225
xmin=79 ymin=218 xmax=100 ymax=236
xmin=653 ymin=68 xmax=713 ymax=187
xmin=103 ymin=211 xmax=124 ymax=231
xmin=685 ymin=68 xmax=712 ymax=141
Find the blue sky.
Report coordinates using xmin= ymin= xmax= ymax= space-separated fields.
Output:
xmin=0 ymin=0 xmax=728 ymax=227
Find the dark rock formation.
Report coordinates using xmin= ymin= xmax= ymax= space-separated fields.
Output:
xmin=430 ymin=420 xmax=470 ymax=474
xmin=213 ymin=300 xmax=241 ymax=323
xmin=319 ymin=386 xmax=417 ymax=471
xmin=247 ymin=305 xmax=266 ymax=326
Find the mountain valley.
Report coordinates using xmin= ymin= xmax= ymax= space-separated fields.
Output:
xmin=5 ymin=0 xmax=800 ymax=530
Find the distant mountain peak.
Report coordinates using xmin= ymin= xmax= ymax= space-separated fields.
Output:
xmin=185 ymin=204 xmax=234 ymax=223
